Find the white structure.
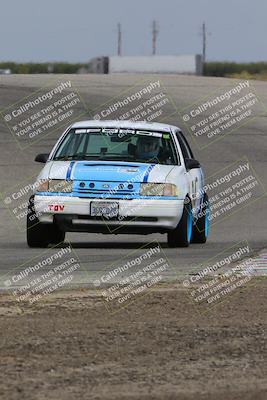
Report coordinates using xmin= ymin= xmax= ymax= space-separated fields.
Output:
xmin=109 ymin=55 xmax=203 ymax=75
xmin=89 ymin=55 xmax=203 ymax=75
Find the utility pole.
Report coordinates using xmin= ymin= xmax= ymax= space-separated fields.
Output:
xmin=117 ymin=23 xmax=122 ymax=56
xmin=152 ymin=20 xmax=159 ymax=55
xmin=202 ymin=22 xmax=207 ymax=64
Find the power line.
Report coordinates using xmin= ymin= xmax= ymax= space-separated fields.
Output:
xmin=152 ymin=20 xmax=159 ymax=55
xmin=202 ymin=22 xmax=207 ymax=64
xmin=117 ymin=23 xmax=122 ymax=56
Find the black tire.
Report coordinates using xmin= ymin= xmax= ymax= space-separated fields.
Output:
xmin=191 ymin=193 xmax=209 ymax=244
xmin=167 ymin=198 xmax=193 ymax=248
xmin=49 ymin=228 xmax=65 ymax=245
xmin=27 ymin=196 xmax=65 ymax=248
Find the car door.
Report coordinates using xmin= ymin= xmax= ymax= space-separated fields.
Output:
xmin=176 ymin=131 xmax=203 ymax=216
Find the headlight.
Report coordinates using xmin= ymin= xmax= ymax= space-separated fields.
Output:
xmin=140 ymin=183 xmax=178 ymax=197
xmin=48 ymin=180 xmax=73 ymax=193
xmin=35 ymin=179 xmax=49 ymax=192
xmin=35 ymin=179 xmax=73 ymax=193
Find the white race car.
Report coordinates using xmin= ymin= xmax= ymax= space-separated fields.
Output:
xmin=27 ymin=120 xmax=209 ymax=248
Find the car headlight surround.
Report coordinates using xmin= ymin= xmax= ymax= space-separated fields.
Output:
xmin=140 ymin=183 xmax=178 ymax=197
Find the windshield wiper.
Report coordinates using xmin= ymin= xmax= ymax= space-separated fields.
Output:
xmin=53 ymin=155 xmax=80 ymax=161
xmin=53 ymin=154 xmax=100 ymax=161
xmin=53 ymin=154 xmax=137 ymax=162
xmin=96 ymin=156 xmax=135 ymax=161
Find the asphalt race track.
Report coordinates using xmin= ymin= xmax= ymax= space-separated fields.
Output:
xmin=0 ymin=74 xmax=266 ymax=288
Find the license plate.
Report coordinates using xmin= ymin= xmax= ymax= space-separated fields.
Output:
xmin=90 ymin=202 xmax=119 ymax=219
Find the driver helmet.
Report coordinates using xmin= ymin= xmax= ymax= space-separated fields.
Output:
xmin=136 ymin=136 xmax=160 ymax=160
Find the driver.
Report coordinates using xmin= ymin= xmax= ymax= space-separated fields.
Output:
xmin=136 ymin=136 xmax=160 ymax=161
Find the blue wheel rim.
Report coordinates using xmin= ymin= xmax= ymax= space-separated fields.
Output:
xmin=187 ymin=208 xmax=193 ymax=242
xmin=205 ymin=204 xmax=210 ymax=237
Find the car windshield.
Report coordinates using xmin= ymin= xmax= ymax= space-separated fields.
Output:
xmin=53 ymin=128 xmax=179 ymax=165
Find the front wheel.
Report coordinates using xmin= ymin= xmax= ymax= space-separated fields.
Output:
xmin=27 ymin=196 xmax=65 ymax=248
xmin=167 ymin=199 xmax=193 ymax=248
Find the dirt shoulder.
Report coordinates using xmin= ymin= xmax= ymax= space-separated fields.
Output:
xmin=0 ymin=281 xmax=266 ymax=400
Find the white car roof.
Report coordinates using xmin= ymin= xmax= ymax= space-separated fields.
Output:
xmin=71 ymin=120 xmax=181 ymax=132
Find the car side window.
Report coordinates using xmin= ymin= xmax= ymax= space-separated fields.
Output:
xmin=176 ymin=131 xmax=194 ymax=159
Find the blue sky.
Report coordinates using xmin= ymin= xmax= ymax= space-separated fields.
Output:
xmin=1 ymin=0 xmax=266 ymax=62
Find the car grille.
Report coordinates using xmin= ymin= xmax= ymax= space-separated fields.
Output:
xmin=74 ymin=181 xmax=139 ymax=198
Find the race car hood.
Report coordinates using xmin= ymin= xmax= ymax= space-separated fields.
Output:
xmin=39 ymin=160 xmax=178 ymax=184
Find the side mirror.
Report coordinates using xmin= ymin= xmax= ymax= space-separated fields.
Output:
xmin=35 ymin=153 xmax=49 ymax=163
xmin=185 ymin=158 xmax=201 ymax=170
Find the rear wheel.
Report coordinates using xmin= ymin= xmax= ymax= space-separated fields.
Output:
xmin=167 ymin=198 xmax=193 ymax=248
xmin=191 ymin=193 xmax=209 ymax=244
xmin=27 ymin=196 xmax=65 ymax=248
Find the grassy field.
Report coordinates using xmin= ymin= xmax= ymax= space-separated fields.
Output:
xmin=1 ymin=61 xmax=267 ymax=80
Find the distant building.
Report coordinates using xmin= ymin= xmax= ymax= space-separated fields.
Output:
xmin=0 ymin=69 xmax=11 ymax=75
xmin=88 ymin=57 xmax=109 ymax=74
xmin=88 ymin=55 xmax=203 ymax=75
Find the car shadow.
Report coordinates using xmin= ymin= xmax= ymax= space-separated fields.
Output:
xmin=53 ymin=240 xmax=168 ymax=249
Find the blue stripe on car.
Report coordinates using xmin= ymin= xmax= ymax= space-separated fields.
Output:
xmin=143 ymin=164 xmax=156 ymax=183
xmin=66 ymin=161 xmax=75 ymax=180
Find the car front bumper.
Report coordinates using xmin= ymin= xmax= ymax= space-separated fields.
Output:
xmin=34 ymin=195 xmax=184 ymax=233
